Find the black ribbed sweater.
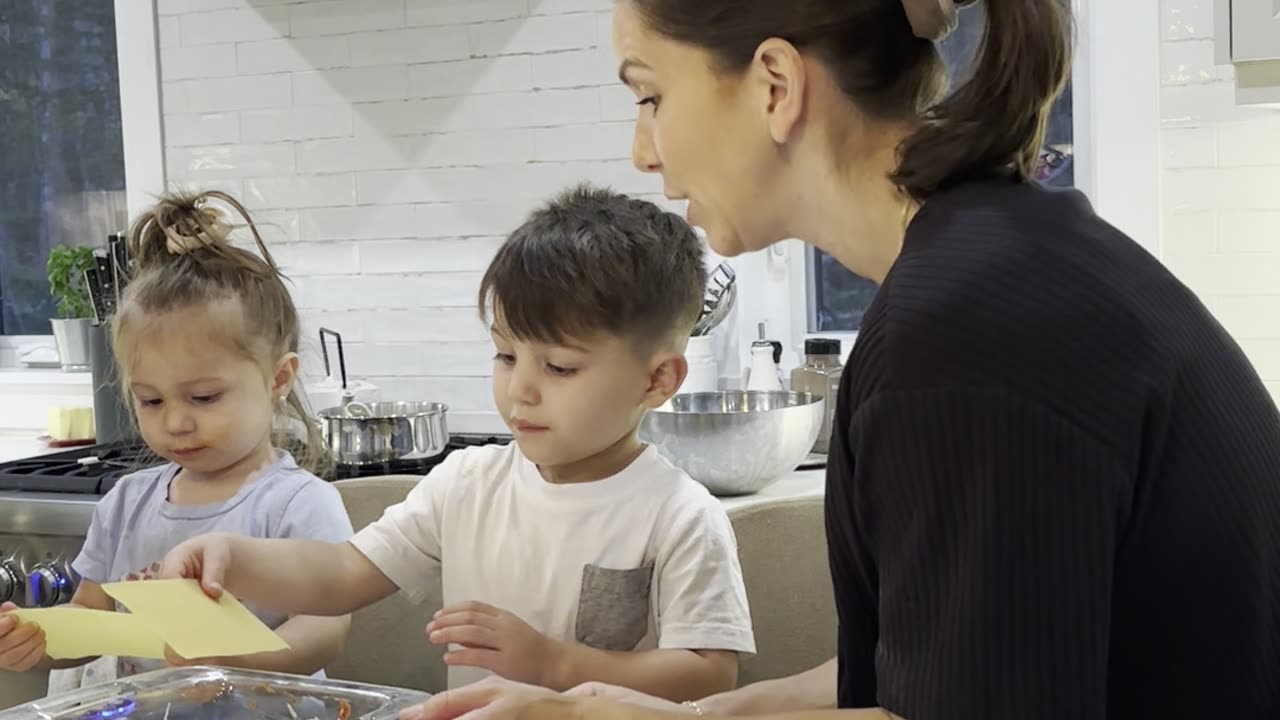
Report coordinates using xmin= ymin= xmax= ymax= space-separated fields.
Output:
xmin=826 ymin=179 xmax=1280 ymax=719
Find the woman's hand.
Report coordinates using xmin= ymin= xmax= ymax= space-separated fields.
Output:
xmin=565 ymin=682 xmax=691 ymax=713
xmin=398 ymin=677 xmax=574 ymax=720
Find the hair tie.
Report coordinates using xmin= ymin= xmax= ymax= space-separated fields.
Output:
xmin=901 ymin=0 xmax=973 ymax=41
xmin=162 ymin=205 xmax=232 ymax=256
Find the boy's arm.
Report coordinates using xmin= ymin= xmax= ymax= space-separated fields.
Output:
xmin=165 ymin=452 xmax=465 ymax=613
xmin=163 ymin=534 xmax=397 ymax=616
xmin=429 ymin=602 xmax=735 ymax=701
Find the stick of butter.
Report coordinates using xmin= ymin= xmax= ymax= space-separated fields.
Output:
xmin=47 ymin=406 xmax=95 ymax=442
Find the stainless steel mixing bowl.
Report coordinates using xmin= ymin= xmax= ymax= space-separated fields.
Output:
xmin=639 ymin=391 xmax=825 ymax=496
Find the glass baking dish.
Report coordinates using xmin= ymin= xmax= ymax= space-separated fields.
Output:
xmin=0 ymin=667 xmax=430 ymax=720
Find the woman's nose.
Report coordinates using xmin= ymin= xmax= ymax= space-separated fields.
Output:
xmin=632 ymin=116 xmax=662 ymax=174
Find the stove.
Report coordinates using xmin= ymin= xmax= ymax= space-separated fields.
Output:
xmin=0 ymin=434 xmax=510 ymax=609
xmin=0 ymin=434 xmax=510 ymax=495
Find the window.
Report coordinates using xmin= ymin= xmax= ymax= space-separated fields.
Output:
xmin=807 ymin=2 xmax=1076 ymax=334
xmin=0 ymin=1 xmax=128 ymax=335
xmin=731 ymin=0 xmax=1160 ymax=377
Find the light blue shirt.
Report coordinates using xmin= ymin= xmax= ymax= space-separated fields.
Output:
xmin=71 ymin=451 xmax=353 ymax=677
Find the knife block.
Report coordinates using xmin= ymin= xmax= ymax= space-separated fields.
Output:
xmin=89 ymin=324 xmax=137 ymax=445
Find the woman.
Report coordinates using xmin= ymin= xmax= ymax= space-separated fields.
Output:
xmin=405 ymin=0 xmax=1280 ymax=718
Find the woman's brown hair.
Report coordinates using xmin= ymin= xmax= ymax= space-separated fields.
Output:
xmin=113 ymin=189 xmax=330 ymax=475
xmin=626 ymin=0 xmax=1072 ymax=200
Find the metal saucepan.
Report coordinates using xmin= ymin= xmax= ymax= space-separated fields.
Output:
xmin=317 ymin=401 xmax=449 ymax=466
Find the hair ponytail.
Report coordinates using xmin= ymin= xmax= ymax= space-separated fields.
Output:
xmin=892 ymin=0 xmax=1073 ymax=200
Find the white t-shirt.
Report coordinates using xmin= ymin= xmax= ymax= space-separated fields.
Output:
xmin=350 ymin=442 xmax=756 ymax=689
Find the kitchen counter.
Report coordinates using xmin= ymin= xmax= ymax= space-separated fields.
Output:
xmin=0 ymin=430 xmax=60 ymax=464
xmin=719 ymin=467 xmax=825 ymax=510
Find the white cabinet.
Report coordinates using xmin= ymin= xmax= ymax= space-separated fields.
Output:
xmin=1215 ymin=0 xmax=1280 ymax=105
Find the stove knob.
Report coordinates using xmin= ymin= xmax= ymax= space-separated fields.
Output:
xmin=0 ymin=561 xmax=20 ymax=605
xmin=28 ymin=563 xmax=74 ymax=608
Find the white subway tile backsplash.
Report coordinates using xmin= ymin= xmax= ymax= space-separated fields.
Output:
xmin=238 ymin=37 xmax=352 ymax=75
xmin=301 ymin=308 xmax=489 ymax=343
xmin=290 ymin=0 xmax=407 ymax=38
xmin=413 ymin=130 xmax=534 ymax=166
xmin=531 ymin=123 xmax=632 ymax=161
xmin=531 ymin=48 xmax=614 ymax=88
xmin=349 ymin=27 xmax=470 ymax=68
xmin=1218 ymin=211 xmax=1280 ymax=254
xmin=297 ymin=136 xmax=419 ymax=172
xmin=415 ymin=203 xmax=534 ymax=238
xmin=405 ymin=0 xmax=528 ymax=27
xmin=269 ymin=241 xmax=361 ymax=276
xmin=359 ymin=238 xmax=505 ymax=273
xmin=1238 ymin=338 xmax=1280 ymax=379
xmin=178 ymin=7 xmax=290 ymax=45
xmin=241 ymin=105 xmax=354 ymax=143
xmin=599 ymin=84 xmax=639 ymax=122
xmin=1159 ymin=0 xmax=1215 ymax=41
xmin=158 ymin=17 xmax=182 ymax=48
xmin=1160 ymin=127 xmax=1216 ymax=169
xmin=1157 ymin=212 xmax=1217 ymax=268
xmin=530 ymin=0 xmax=613 ymax=14
xmin=300 ymin=205 xmax=420 ymax=241
xmin=161 ymin=82 xmax=189 ymax=115
xmin=294 ymin=66 xmax=411 ymax=104
xmin=357 ymin=88 xmax=599 ymax=134
xmin=165 ymin=113 xmax=242 ymax=147
xmin=367 ymin=376 xmax=494 ymax=412
xmin=161 ymin=44 xmax=238 ymax=81
xmin=1204 ymin=295 xmax=1280 ymax=339
xmin=1160 ymin=39 xmax=1219 ymax=85
xmin=184 ymin=74 xmax=293 ymax=112
xmin=245 ymin=175 xmax=358 ymax=209
xmin=1162 ymin=167 xmax=1280 ymax=212
xmin=291 ymin=272 xmax=482 ymax=310
xmin=166 ymin=143 xmax=296 ymax=180
xmin=468 ymin=14 xmax=596 ymax=57
xmin=1217 ymin=117 xmax=1280 ymax=167
xmin=408 ymin=57 xmax=534 ymax=98
xmin=344 ymin=341 xmax=492 ymax=376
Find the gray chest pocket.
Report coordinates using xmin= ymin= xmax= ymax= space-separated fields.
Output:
xmin=575 ymin=563 xmax=654 ymax=652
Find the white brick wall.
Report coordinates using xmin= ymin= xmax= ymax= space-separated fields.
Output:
xmin=1159 ymin=0 xmax=1280 ymax=407
xmin=156 ymin=0 xmax=666 ymax=433
xmin=154 ymin=0 xmax=1280 ymax=431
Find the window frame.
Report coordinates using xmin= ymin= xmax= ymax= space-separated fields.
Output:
xmin=0 ymin=0 xmax=165 ymax=341
xmin=731 ymin=0 xmax=1162 ymax=374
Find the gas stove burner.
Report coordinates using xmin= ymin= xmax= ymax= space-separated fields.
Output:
xmin=0 ymin=436 xmax=512 ymax=495
xmin=0 ymin=441 xmax=157 ymax=494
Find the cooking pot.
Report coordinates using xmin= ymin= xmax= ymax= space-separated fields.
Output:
xmin=318 ymin=401 xmax=449 ymax=466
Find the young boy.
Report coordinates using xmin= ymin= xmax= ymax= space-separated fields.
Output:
xmin=160 ymin=184 xmax=756 ymax=701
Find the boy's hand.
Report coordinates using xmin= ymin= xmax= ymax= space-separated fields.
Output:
xmin=427 ymin=602 xmax=562 ymax=687
xmin=0 ymin=603 xmax=48 ymax=672
xmin=159 ymin=534 xmax=232 ymax=599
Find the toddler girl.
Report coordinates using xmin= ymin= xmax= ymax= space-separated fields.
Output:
xmin=0 ymin=190 xmax=353 ymax=688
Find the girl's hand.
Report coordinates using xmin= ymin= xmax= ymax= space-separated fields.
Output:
xmin=0 ymin=603 xmax=48 ymax=672
xmin=427 ymin=602 xmax=561 ymax=687
xmin=398 ymin=677 xmax=576 ymax=720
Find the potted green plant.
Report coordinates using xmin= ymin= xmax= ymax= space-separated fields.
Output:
xmin=46 ymin=244 xmax=97 ymax=372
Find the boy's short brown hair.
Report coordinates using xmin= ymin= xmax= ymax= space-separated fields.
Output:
xmin=479 ymin=184 xmax=707 ymax=350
